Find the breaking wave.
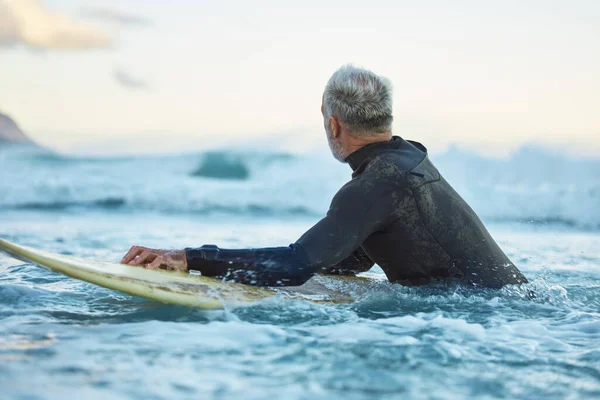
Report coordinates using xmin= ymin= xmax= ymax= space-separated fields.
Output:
xmin=1 ymin=144 xmax=599 ymax=229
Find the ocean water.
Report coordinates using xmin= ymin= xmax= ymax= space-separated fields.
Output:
xmin=0 ymin=144 xmax=599 ymax=399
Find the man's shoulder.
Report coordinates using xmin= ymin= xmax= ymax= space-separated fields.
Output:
xmin=332 ymin=171 xmax=403 ymax=206
xmin=357 ymin=148 xmax=440 ymax=190
xmin=368 ymin=142 xmax=427 ymax=174
xmin=357 ymin=153 xmax=416 ymax=187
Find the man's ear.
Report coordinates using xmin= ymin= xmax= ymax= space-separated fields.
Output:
xmin=329 ymin=116 xmax=341 ymax=138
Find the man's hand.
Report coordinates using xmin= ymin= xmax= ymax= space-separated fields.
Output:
xmin=120 ymin=246 xmax=188 ymax=271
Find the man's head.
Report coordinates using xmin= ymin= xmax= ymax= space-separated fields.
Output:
xmin=322 ymin=65 xmax=394 ymax=162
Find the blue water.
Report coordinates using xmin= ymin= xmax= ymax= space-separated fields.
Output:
xmin=1 ymin=145 xmax=599 ymax=399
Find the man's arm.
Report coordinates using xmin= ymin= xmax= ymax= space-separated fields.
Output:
xmin=121 ymin=244 xmax=313 ymax=286
xmin=123 ymin=179 xmax=395 ymax=287
xmin=293 ymin=179 xmax=395 ymax=273
xmin=186 ymin=243 xmax=374 ymax=285
xmin=321 ymin=247 xmax=374 ymax=275
xmin=185 ymin=244 xmax=312 ymax=286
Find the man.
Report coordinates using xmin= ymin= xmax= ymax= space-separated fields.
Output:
xmin=121 ymin=65 xmax=528 ymax=289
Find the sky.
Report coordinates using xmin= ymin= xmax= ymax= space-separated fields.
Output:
xmin=0 ymin=0 xmax=599 ymax=155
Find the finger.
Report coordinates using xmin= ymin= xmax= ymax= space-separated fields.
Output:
xmin=121 ymin=246 xmax=146 ymax=264
xmin=120 ymin=246 xmax=137 ymax=263
xmin=124 ymin=248 xmax=148 ymax=265
xmin=146 ymin=256 xmax=164 ymax=270
xmin=129 ymin=251 xmax=158 ymax=266
xmin=129 ymin=251 xmax=157 ymax=266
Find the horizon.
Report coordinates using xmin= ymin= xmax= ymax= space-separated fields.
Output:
xmin=4 ymin=122 xmax=598 ymax=161
xmin=1 ymin=0 xmax=599 ymax=157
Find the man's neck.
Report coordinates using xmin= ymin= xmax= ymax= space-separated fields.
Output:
xmin=343 ymin=132 xmax=393 ymax=159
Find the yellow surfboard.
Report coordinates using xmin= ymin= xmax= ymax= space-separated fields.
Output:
xmin=0 ymin=239 xmax=377 ymax=309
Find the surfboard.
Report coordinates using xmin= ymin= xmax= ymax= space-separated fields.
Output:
xmin=0 ymin=239 xmax=378 ymax=310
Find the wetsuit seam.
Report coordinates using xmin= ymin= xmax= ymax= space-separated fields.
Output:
xmin=293 ymin=242 xmax=314 ymax=270
xmin=407 ymin=155 xmax=441 ymax=189
xmin=354 ymin=185 xmax=396 ymax=252
xmin=411 ymin=176 xmax=441 ymax=189
xmin=408 ymin=187 xmax=455 ymax=264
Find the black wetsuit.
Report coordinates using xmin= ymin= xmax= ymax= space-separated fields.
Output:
xmin=186 ymin=136 xmax=528 ymax=288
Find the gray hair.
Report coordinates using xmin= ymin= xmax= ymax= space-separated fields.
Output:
xmin=323 ymin=65 xmax=393 ymax=135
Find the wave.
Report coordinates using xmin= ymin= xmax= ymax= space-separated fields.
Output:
xmin=6 ymin=197 xmax=127 ymax=211
xmin=432 ymin=145 xmax=600 ymax=230
xmin=487 ymin=216 xmax=581 ymax=228
xmin=2 ymin=198 xmax=316 ymax=217
xmin=190 ymin=151 xmax=251 ymax=180
xmin=190 ymin=151 xmax=297 ymax=180
xmin=1 ymin=144 xmax=599 ymax=229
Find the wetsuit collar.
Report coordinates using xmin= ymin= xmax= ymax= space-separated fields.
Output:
xmin=346 ymin=136 xmax=403 ymax=171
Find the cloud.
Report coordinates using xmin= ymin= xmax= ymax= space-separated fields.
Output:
xmin=113 ymin=68 xmax=150 ymax=90
xmin=79 ymin=8 xmax=151 ymax=27
xmin=0 ymin=0 xmax=110 ymax=50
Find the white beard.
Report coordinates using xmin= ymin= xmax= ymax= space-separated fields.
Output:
xmin=326 ymin=125 xmax=346 ymax=163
